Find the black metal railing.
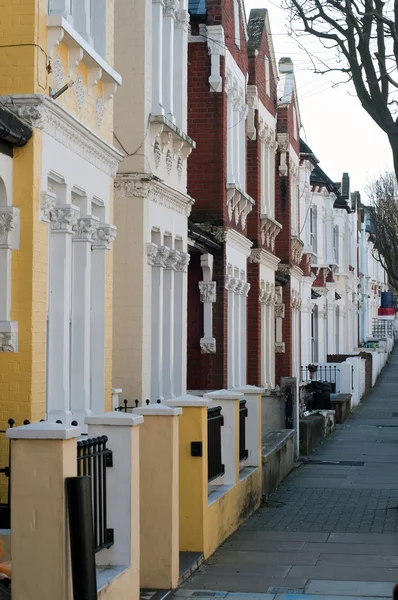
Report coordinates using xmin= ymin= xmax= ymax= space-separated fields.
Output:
xmin=116 ymin=399 xmax=153 ymax=413
xmin=0 ymin=417 xmax=30 ymax=529
xmin=239 ymin=400 xmax=248 ymax=461
xmin=77 ymin=436 xmax=114 ymax=553
xmin=207 ymin=406 xmax=224 ymax=482
xmin=300 ymin=365 xmax=339 ymax=387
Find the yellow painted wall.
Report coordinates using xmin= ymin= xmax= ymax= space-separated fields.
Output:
xmin=179 ymin=407 xmax=207 ymax=552
xmin=0 ymin=0 xmax=117 ymax=490
xmin=204 ymin=470 xmax=261 ymax=559
xmin=0 ymin=133 xmax=45 ymax=499
xmin=178 ymin=406 xmax=262 ymax=559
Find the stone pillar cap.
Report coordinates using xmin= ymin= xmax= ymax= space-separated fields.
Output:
xmin=133 ymin=403 xmax=182 ymax=416
xmin=204 ymin=389 xmax=243 ymax=400
xmin=235 ymin=385 xmax=265 ymax=394
xmin=85 ymin=412 xmax=144 ymax=427
xmin=166 ymin=395 xmax=212 ymax=407
xmin=7 ymin=421 xmax=82 ymax=440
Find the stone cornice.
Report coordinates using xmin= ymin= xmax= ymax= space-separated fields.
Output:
xmin=249 ymin=248 xmax=280 ymax=270
xmin=2 ymin=94 xmax=123 ymax=176
xmin=223 ymin=228 xmax=253 ymax=258
xmin=114 ymin=174 xmax=194 ymax=216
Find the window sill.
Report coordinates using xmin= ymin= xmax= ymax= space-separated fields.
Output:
xmin=96 ymin=566 xmax=129 ymax=593
xmin=47 ymin=16 xmax=122 ymax=103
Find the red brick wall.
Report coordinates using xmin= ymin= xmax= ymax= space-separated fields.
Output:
xmin=187 ymin=40 xmax=227 ymax=224
xmin=187 ymin=249 xmax=228 ymax=390
xmin=247 ymin=261 xmax=261 ymax=384
xmin=248 ymin=32 xmax=277 ymax=114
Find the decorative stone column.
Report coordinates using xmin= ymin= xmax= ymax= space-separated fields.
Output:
xmin=174 ymin=7 xmax=189 ymax=130
xmin=240 ymin=281 xmax=250 ymax=386
xmin=0 ymin=206 xmax=19 ymax=352
xmin=47 ymin=205 xmax=79 ymax=422
xmin=71 ymin=216 xmax=99 ymax=424
xmin=152 ymin=0 xmax=165 ymax=115
xmin=163 ymin=249 xmax=177 ymax=400
xmin=226 ymin=275 xmax=237 ymax=388
xmin=148 ymin=244 xmax=167 ymax=402
xmin=199 ymin=253 xmax=216 ymax=354
xmin=174 ymin=251 xmax=190 ymax=397
xmin=91 ymin=223 xmax=116 ymax=414
xmin=275 ymin=287 xmax=285 ymax=354
xmin=162 ymin=0 xmax=178 ymax=122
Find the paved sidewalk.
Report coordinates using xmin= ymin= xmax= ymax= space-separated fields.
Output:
xmin=177 ymin=345 xmax=398 ymax=599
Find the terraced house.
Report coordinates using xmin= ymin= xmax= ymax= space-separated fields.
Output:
xmin=0 ymin=0 xmax=122 ymax=426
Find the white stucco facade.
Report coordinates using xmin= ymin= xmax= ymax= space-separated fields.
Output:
xmin=113 ymin=0 xmax=194 ymax=403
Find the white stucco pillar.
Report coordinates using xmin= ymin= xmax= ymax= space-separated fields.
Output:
xmin=173 ymin=7 xmax=189 ymax=131
xmin=47 ymin=205 xmax=79 ymax=422
xmin=91 ymin=224 xmax=116 ymax=414
xmin=270 ymin=298 xmax=276 ymax=388
xmin=148 ymin=245 xmax=168 ymax=402
xmin=162 ymin=0 xmax=177 ymax=122
xmin=234 ymin=280 xmax=242 ymax=387
xmin=227 ymin=276 xmax=236 ymax=389
xmin=71 ymin=217 xmax=98 ymax=424
xmin=199 ymin=254 xmax=216 ymax=354
xmin=173 ymin=252 xmax=189 ymax=396
xmin=241 ymin=282 xmax=249 ymax=387
xmin=227 ymin=97 xmax=234 ymax=183
xmin=260 ymin=289 xmax=267 ymax=387
xmin=152 ymin=0 xmax=165 ymax=115
xmin=163 ymin=250 xmax=176 ymax=400
xmin=0 ymin=206 xmax=19 ymax=352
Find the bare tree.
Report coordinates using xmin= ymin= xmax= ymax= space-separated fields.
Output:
xmin=283 ymin=0 xmax=398 ymax=178
xmin=366 ymin=171 xmax=398 ymax=289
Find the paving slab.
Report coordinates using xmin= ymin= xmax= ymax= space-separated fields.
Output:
xmin=207 ymin=551 xmax=319 ymax=567
xmin=303 ymin=542 xmax=398 ymax=555
xmin=305 ymin=580 xmax=395 ymax=596
xmin=289 ymin=565 xmax=398 ymax=582
xmin=274 ymin=596 xmax=390 ymax=600
xmin=182 ymin=345 xmax=398 ymax=597
xmin=184 ymin=575 xmax=307 ymax=593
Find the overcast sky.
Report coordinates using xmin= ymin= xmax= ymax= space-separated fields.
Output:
xmin=244 ymin=0 xmax=394 ymax=201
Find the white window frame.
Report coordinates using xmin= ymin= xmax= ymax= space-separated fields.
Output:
xmin=264 ymin=56 xmax=270 ymax=97
xmin=234 ymin=0 xmax=240 ymax=48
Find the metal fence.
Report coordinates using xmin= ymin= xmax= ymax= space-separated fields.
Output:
xmin=77 ymin=436 xmax=114 ymax=553
xmin=239 ymin=400 xmax=248 ymax=462
xmin=207 ymin=406 xmax=224 ymax=482
xmin=0 ymin=418 xmax=30 ymax=529
xmin=300 ymin=365 xmax=339 ymax=388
